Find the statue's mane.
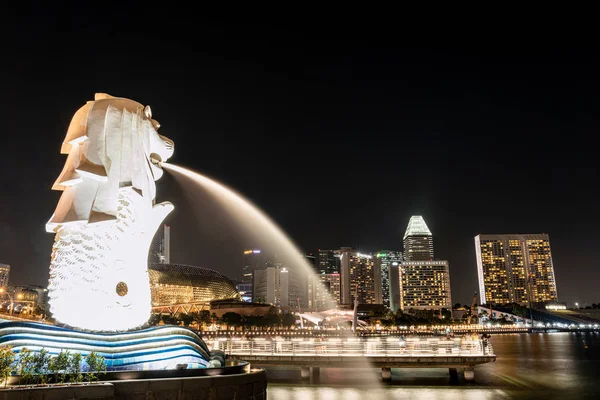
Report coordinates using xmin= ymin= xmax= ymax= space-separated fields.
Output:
xmin=47 ymin=93 xmax=166 ymax=232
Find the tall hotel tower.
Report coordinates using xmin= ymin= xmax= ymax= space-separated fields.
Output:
xmin=475 ymin=234 xmax=558 ymax=306
xmin=400 ymin=216 xmax=452 ymax=311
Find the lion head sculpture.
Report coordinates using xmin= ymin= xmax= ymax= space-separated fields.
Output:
xmin=47 ymin=93 xmax=174 ymax=231
xmin=46 ymin=93 xmax=175 ymax=332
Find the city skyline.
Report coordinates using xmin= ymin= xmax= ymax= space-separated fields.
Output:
xmin=3 ymin=18 xmax=600 ymax=307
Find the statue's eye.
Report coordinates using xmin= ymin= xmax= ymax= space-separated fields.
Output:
xmin=144 ymin=105 xmax=152 ymax=119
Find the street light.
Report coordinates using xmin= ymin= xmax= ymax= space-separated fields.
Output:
xmin=0 ymin=288 xmax=14 ymax=316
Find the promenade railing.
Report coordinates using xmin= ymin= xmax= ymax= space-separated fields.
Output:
xmin=210 ymin=336 xmax=494 ymax=357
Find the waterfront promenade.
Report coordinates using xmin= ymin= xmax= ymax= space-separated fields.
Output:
xmin=210 ymin=335 xmax=495 ymax=381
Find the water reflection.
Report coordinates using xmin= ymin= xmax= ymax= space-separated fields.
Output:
xmin=268 ymin=333 xmax=600 ymax=400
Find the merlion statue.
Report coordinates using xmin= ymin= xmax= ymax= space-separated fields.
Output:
xmin=46 ymin=93 xmax=174 ymax=332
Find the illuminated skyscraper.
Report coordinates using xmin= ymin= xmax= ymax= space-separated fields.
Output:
xmin=403 ymin=216 xmax=434 ymax=261
xmin=474 ymin=234 xmax=558 ymax=306
xmin=242 ymin=249 xmax=263 ymax=284
xmin=400 ymin=260 xmax=452 ymax=310
xmin=317 ymin=249 xmax=340 ymax=274
xmin=337 ymin=248 xmax=380 ymax=305
xmin=0 ymin=264 xmax=10 ymax=287
xmin=375 ymin=251 xmax=403 ymax=311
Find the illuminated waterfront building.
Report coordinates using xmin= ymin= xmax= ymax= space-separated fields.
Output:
xmin=4 ymin=285 xmax=48 ymax=314
xmin=375 ymin=251 xmax=403 ymax=311
xmin=474 ymin=234 xmax=558 ymax=306
xmin=149 ymin=263 xmax=241 ymax=307
xmin=338 ymin=248 xmax=380 ymax=305
xmin=0 ymin=263 xmax=9 ymax=287
xmin=403 ymin=216 xmax=434 ymax=261
xmin=400 ymin=260 xmax=452 ymax=310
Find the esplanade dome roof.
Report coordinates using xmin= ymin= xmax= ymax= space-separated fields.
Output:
xmin=149 ymin=263 xmax=241 ymax=304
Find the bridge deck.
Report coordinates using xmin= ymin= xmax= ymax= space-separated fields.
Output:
xmin=212 ymin=336 xmax=496 ymax=368
xmin=227 ymin=354 xmax=496 ymax=368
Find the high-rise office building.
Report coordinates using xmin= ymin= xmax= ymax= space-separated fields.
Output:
xmin=148 ymin=224 xmax=170 ymax=264
xmin=0 ymin=264 xmax=10 ymax=287
xmin=400 ymin=260 xmax=452 ymax=310
xmin=253 ymin=264 xmax=289 ymax=307
xmin=375 ymin=251 xmax=403 ymax=311
xmin=403 ymin=216 xmax=434 ymax=261
xmin=242 ymin=249 xmax=263 ymax=284
xmin=474 ymin=234 xmax=558 ymax=306
xmin=316 ymin=249 xmax=340 ymax=274
xmin=337 ymin=247 xmax=353 ymax=304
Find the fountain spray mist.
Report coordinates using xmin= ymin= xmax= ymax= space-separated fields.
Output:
xmin=162 ymin=162 xmax=335 ymax=308
xmin=162 ymin=163 xmax=385 ymax=386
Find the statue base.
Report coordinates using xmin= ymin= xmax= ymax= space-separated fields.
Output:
xmin=0 ymin=320 xmax=219 ymax=371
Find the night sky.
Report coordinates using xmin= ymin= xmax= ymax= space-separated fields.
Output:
xmin=2 ymin=8 xmax=599 ymax=306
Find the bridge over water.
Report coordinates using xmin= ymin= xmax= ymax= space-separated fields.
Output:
xmin=210 ymin=336 xmax=496 ymax=381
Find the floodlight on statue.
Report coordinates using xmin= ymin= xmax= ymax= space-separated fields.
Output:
xmin=46 ymin=93 xmax=175 ymax=332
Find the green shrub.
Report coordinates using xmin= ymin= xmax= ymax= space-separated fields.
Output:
xmin=84 ymin=351 xmax=106 ymax=382
xmin=0 ymin=346 xmax=16 ymax=388
xmin=68 ymin=353 xmax=83 ymax=383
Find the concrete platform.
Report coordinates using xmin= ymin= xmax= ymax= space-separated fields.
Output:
xmin=0 ymin=369 xmax=267 ymax=400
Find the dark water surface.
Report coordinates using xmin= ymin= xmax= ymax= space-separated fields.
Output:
xmin=266 ymin=332 xmax=600 ymax=399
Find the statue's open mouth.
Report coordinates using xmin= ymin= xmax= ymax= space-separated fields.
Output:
xmin=149 ymin=153 xmax=162 ymax=166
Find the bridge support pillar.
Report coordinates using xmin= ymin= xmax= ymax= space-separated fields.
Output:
xmin=464 ymin=367 xmax=475 ymax=381
xmin=311 ymin=367 xmax=320 ymax=381
xmin=381 ymin=367 xmax=392 ymax=381
xmin=301 ymin=367 xmax=310 ymax=379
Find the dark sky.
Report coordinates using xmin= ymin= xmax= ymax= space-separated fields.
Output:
xmin=2 ymin=8 xmax=599 ymax=306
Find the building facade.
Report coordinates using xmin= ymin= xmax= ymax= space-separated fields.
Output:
xmin=403 ymin=216 xmax=434 ymax=261
xmin=474 ymin=234 xmax=558 ymax=306
xmin=308 ymin=273 xmax=341 ymax=310
xmin=242 ymin=249 xmax=263 ymax=297
xmin=253 ymin=264 xmax=289 ymax=307
xmin=149 ymin=263 xmax=241 ymax=307
xmin=0 ymin=264 xmax=10 ymax=287
xmin=375 ymin=251 xmax=403 ymax=311
xmin=316 ymin=249 xmax=340 ymax=274
xmin=346 ymin=251 xmax=381 ymax=305
xmin=235 ymin=282 xmax=252 ymax=302
xmin=400 ymin=260 xmax=452 ymax=310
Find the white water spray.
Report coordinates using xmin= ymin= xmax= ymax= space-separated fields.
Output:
xmin=162 ymin=163 xmax=335 ymax=309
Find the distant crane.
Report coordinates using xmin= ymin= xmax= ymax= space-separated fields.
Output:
xmin=467 ymin=292 xmax=478 ymax=324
